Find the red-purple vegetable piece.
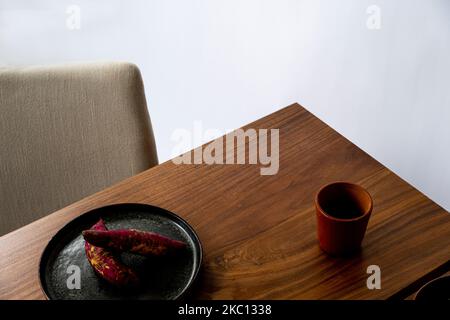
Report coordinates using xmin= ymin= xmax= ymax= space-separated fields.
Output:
xmin=82 ymin=228 xmax=186 ymax=256
xmin=84 ymin=219 xmax=140 ymax=288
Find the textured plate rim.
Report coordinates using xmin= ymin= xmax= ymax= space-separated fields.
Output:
xmin=38 ymin=203 xmax=203 ymax=300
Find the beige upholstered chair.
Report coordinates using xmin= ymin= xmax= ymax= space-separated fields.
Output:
xmin=0 ymin=62 xmax=158 ymax=236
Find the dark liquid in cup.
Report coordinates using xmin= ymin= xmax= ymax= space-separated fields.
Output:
xmin=321 ymin=199 xmax=364 ymax=219
xmin=317 ymin=184 xmax=370 ymax=220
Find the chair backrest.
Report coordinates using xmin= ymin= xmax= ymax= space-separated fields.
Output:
xmin=0 ymin=62 xmax=158 ymax=236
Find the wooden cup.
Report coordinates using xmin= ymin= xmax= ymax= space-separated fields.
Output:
xmin=315 ymin=182 xmax=373 ymax=256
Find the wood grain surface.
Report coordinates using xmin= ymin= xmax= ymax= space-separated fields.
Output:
xmin=0 ymin=103 xmax=449 ymax=300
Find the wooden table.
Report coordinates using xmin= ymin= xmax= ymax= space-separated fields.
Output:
xmin=0 ymin=103 xmax=449 ymax=299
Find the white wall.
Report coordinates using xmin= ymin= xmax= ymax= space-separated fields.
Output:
xmin=1 ymin=0 xmax=449 ymax=210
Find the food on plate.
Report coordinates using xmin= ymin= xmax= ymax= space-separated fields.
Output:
xmin=84 ymin=219 xmax=140 ymax=288
xmin=82 ymin=228 xmax=187 ymax=256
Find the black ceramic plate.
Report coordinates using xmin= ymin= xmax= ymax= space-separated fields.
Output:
xmin=415 ymin=276 xmax=450 ymax=300
xmin=39 ymin=203 xmax=202 ymax=300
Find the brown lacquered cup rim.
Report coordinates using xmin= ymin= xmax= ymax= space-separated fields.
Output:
xmin=315 ymin=182 xmax=373 ymax=222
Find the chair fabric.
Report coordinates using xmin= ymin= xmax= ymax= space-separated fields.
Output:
xmin=0 ymin=62 xmax=158 ymax=236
